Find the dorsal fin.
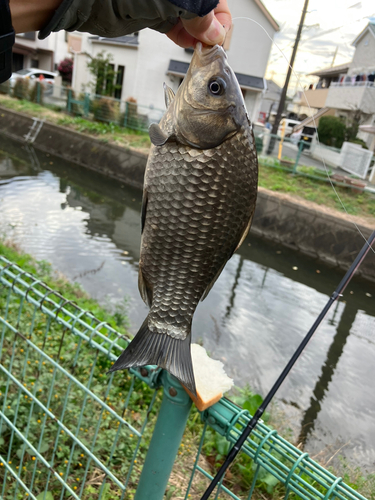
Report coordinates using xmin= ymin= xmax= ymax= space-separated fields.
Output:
xmin=163 ymin=83 xmax=175 ymax=108
xmin=149 ymin=123 xmax=170 ymax=146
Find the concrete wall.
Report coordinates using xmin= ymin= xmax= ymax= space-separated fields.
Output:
xmin=0 ymin=105 xmax=373 ymax=282
xmin=252 ymin=189 xmax=375 ymax=283
xmin=0 ymin=106 xmax=147 ymax=189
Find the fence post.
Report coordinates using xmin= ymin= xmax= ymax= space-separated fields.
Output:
xmin=293 ymin=140 xmax=304 ymax=173
xmin=67 ymin=89 xmax=72 ymax=113
xmin=83 ymin=93 xmax=90 ymax=117
xmin=36 ymin=82 xmax=41 ymax=104
xmin=134 ymin=371 xmax=192 ymax=500
xmin=123 ymin=102 xmax=128 ymax=128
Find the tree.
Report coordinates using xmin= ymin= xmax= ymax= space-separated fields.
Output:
xmin=86 ymin=51 xmax=118 ymax=96
xmin=317 ymin=116 xmax=346 ymax=148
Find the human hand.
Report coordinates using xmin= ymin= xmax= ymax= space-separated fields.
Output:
xmin=167 ymin=0 xmax=232 ymax=48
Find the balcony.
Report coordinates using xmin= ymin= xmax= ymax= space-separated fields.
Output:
xmin=299 ymin=88 xmax=329 ymax=109
xmin=325 ymin=81 xmax=375 ymax=114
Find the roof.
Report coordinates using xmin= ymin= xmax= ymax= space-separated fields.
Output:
xmin=90 ymin=35 xmax=139 ymax=47
xmin=352 ymin=21 xmax=375 ymax=47
xmin=253 ymin=0 xmax=280 ymax=32
xmin=167 ymin=61 xmax=265 ymax=91
xmin=308 ymin=62 xmax=350 ymax=78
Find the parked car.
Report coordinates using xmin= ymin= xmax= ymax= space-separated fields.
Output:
xmin=9 ymin=68 xmax=57 ymax=88
xmin=277 ymin=118 xmax=301 ymax=137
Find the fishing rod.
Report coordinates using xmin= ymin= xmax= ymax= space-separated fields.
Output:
xmin=201 ymin=229 xmax=375 ymax=500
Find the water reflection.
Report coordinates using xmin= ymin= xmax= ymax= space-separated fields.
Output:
xmin=0 ymin=136 xmax=375 ymax=469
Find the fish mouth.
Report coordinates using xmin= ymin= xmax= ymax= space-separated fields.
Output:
xmin=194 ymin=42 xmax=227 ymax=65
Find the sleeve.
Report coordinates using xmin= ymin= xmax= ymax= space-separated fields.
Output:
xmin=39 ymin=0 xmax=219 ymax=40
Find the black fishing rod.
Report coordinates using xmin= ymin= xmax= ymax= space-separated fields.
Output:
xmin=201 ymin=229 xmax=375 ymax=500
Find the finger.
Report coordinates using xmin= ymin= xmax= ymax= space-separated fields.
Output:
xmin=167 ymin=19 xmax=196 ymax=48
xmin=181 ymin=11 xmax=226 ymax=46
xmin=213 ymin=0 xmax=232 ymax=34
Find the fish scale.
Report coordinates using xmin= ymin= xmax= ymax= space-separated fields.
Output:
xmin=142 ymin=126 xmax=257 ymax=340
xmin=110 ymin=43 xmax=258 ymax=395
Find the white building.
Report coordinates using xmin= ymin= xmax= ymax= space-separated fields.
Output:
xmin=294 ymin=20 xmax=375 ymax=149
xmin=12 ymin=31 xmax=72 ymax=73
xmin=71 ymin=0 xmax=279 ymax=123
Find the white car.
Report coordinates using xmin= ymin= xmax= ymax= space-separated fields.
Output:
xmin=9 ymin=68 xmax=57 ymax=88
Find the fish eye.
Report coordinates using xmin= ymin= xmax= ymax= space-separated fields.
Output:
xmin=208 ymin=77 xmax=226 ymax=96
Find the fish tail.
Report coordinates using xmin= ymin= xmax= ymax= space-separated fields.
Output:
xmin=109 ymin=317 xmax=196 ymax=396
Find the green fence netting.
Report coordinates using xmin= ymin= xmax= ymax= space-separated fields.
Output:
xmin=0 ymin=257 xmax=369 ymax=500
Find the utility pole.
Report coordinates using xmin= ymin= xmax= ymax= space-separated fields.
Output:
xmin=267 ymin=0 xmax=309 ymax=152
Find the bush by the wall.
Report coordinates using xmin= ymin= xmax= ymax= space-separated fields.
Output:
xmin=317 ymin=116 xmax=346 ymax=148
xmin=29 ymin=82 xmax=44 ymax=104
xmin=91 ymin=97 xmax=120 ymax=123
xmin=13 ymin=78 xmax=29 ymax=100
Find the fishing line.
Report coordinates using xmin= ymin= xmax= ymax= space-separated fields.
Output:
xmin=232 ymin=16 xmax=375 ymax=255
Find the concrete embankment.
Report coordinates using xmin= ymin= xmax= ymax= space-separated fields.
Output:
xmin=0 ymin=105 xmax=374 ymax=282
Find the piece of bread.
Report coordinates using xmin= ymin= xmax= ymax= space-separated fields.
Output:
xmin=184 ymin=344 xmax=234 ymax=411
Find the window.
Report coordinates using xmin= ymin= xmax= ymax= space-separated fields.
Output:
xmin=115 ymin=65 xmax=125 ymax=99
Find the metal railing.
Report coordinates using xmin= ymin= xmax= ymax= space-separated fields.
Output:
xmin=0 ymin=256 xmax=370 ymax=500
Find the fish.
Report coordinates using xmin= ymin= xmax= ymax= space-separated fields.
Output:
xmin=110 ymin=42 xmax=258 ymax=395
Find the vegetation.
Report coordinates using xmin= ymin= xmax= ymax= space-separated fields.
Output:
xmin=317 ymin=116 xmax=346 ymax=148
xmin=258 ymin=161 xmax=375 ymax=221
xmin=57 ymin=58 xmax=73 ymax=84
xmin=1 ymin=240 xmax=375 ymax=500
xmin=0 ymin=95 xmax=151 ymax=151
xmin=87 ymin=51 xmax=120 ymax=97
xmin=13 ymin=78 xmax=30 ymax=101
xmin=29 ymin=82 xmax=44 ymax=104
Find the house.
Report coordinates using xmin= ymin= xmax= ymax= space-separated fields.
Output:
xmin=294 ymin=20 xmax=375 ymax=148
xmin=258 ymin=79 xmax=282 ymax=123
xmin=71 ymin=0 xmax=279 ymax=123
xmin=12 ymin=31 xmax=71 ymax=73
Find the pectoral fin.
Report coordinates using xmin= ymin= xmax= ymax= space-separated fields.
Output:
xmin=149 ymin=123 xmax=170 ymax=146
xmin=163 ymin=83 xmax=175 ymax=108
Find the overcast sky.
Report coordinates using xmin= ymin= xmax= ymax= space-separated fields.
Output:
xmin=258 ymin=0 xmax=375 ymax=91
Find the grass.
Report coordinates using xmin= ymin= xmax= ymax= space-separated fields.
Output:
xmin=258 ymin=162 xmax=375 ymax=221
xmin=0 ymin=95 xmax=151 ymax=152
xmin=1 ymin=239 xmax=375 ymax=500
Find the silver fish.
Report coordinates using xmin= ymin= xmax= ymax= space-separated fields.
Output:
xmin=110 ymin=43 xmax=258 ymax=395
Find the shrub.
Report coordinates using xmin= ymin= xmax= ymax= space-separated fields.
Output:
xmin=29 ymin=81 xmax=44 ymax=104
xmin=91 ymin=97 xmax=120 ymax=123
xmin=349 ymin=138 xmax=368 ymax=149
xmin=58 ymin=57 xmax=73 ymax=84
xmin=317 ymin=116 xmax=346 ymax=148
xmin=13 ymin=78 xmax=29 ymax=100
xmin=0 ymin=80 xmax=10 ymax=94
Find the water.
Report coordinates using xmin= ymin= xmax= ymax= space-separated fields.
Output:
xmin=0 ymin=136 xmax=374 ymax=471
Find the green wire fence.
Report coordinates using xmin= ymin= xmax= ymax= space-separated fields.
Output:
xmin=0 ymin=256 xmax=369 ymax=500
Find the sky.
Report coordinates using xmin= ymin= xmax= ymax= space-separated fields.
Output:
xmin=260 ymin=0 xmax=375 ymax=91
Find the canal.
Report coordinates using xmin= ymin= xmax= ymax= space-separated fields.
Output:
xmin=0 ymin=136 xmax=374 ymax=471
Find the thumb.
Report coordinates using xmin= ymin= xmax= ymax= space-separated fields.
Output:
xmin=181 ymin=12 xmax=226 ymax=46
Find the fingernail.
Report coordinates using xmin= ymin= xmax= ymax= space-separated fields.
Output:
xmin=206 ymin=17 xmax=225 ymax=44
